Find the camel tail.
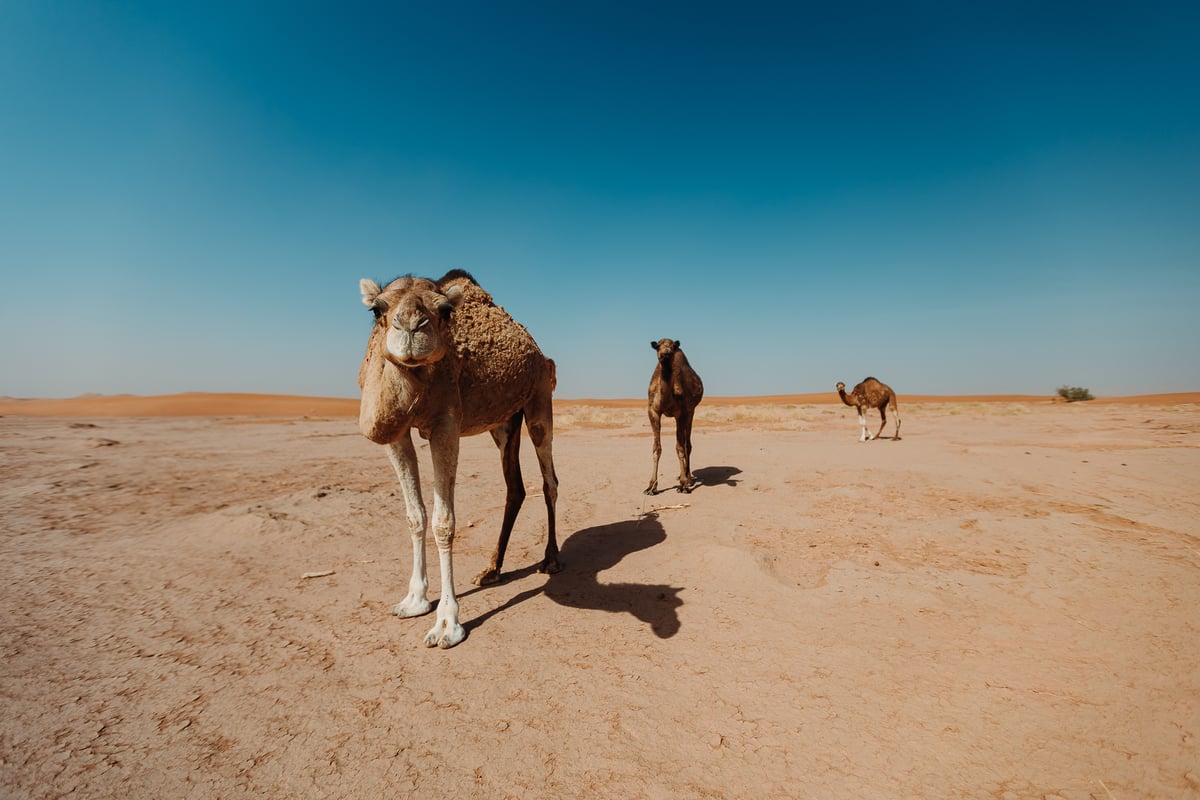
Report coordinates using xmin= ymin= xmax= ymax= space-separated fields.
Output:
xmin=547 ymin=358 xmax=557 ymax=392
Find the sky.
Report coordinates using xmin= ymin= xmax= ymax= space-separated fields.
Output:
xmin=1 ymin=1 xmax=1198 ymax=400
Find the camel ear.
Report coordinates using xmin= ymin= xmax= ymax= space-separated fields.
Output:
xmin=360 ymin=279 xmax=382 ymax=308
xmin=674 ymin=340 xmax=681 ymax=349
xmin=650 ymin=341 xmax=658 ymax=350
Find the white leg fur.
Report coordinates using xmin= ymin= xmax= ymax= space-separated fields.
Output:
xmin=858 ymin=410 xmax=871 ymax=441
xmin=425 ymin=522 xmax=463 ymax=648
xmin=424 ymin=425 xmax=465 ymax=648
xmin=386 ymin=438 xmax=432 ymax=618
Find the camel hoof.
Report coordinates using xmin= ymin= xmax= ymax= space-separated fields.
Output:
xmin=393 ymin=596 xmax=432 ymax=618
xmin=472 ymin=568 xmax=502 ymax=586
xmin=424 ymin=621 xmax=465 ymax=649
xmin=677 ymin=484 xmax=692 ymax=494
xmin=644 ymin=486 xmax=658 ymax=496
xmin=539 ymin=556 xmax=561 ymax=575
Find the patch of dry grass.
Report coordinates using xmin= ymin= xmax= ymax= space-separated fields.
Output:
xmin=696 ymin=403 xmax=832 ymax=429
xmin=554 ymin=406 xmax=642 ymax=431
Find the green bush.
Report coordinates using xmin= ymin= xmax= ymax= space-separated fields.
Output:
xmin=1056 ymin=385 xmax=1094 ymax=402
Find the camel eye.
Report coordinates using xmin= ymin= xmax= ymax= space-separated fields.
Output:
xmin=371 ymin=304 xmax=385 ymax=321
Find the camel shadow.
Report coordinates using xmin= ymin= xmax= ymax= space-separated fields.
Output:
xmin=691 ymin=465 xmax=742 ymax=488
xmin=462 ymin=512 xmax=683 ymax=639
xmin=645 ymin=465 xmax=742 ymax=495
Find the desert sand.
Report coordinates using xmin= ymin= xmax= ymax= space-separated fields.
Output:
xmin=1 ymin=393 xmax=1198 ymax=799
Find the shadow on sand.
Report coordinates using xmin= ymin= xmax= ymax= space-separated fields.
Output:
xmin=462 ymin=512 xmax=682 ymax=639
xmin=645 ymin=464 xmax=743 ymax=495
xmin=691 ymin=465 xmax=742 ymax=488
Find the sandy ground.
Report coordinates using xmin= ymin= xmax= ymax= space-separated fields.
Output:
xmin=1 ymin=395 xmax=1198 ymax=799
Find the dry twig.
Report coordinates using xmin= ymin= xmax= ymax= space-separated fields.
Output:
xmin=300 ymin=569 xmax=335 ymax=579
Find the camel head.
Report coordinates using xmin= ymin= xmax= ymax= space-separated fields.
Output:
xmin=835 ymin=381 xmax=846 ymax=392
xmin=360 ymin=276 xmax=466 ymax=368
xmin=651 ymin=338 xmax=682 ymax=366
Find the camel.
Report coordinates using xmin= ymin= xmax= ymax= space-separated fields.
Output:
xmin=645 ymin=339 xmax=704 ymax=494
xmin=357 ymin=269 xmax=559 ymax=648
xmin=836 ymin=377 xmax=902 ymax=441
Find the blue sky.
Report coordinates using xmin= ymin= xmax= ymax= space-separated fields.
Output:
xmin=2 ymin=1 xmax=1197 ymax=399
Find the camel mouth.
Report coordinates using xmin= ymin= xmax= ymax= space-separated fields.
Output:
xmin=391 ymin=355 xmax=432 ymax=369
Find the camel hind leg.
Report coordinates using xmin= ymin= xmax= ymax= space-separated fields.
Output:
xmin=676 ymin=408 xmax=696 ymax=493
xmin=473 ymin=410 xmax=526 ymax=586
xmin=525 ymin=394 xmax=560 ymax=575
xmin=874 ymin=406 xmax=889 ymax=441
xmin=891 ymin=400 xmax=901 ymax=440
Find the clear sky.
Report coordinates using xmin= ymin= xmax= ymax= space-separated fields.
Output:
xmin=2 ymin=1 xmax=1197 ymax=399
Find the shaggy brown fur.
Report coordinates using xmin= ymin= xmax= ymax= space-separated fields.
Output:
xmin=836 ymin=377 xmax=901 ymax=441
xmin=646 ymin=339 xmax=704 ymax=494
xmin=358 ymin=269 xmax=558 ymax=648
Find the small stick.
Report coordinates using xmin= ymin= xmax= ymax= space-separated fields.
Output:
xmin=301 ymin=569 xmax=335 ymax=579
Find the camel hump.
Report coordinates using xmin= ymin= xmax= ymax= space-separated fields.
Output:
xmin=443 ymin=274 xmax=549 ymax=429
xmin=864 ymin=376 xmax=878 ymax=382
xmin=437 ymin=268 xmax=479 ymax=289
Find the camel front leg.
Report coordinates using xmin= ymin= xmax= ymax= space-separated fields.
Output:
xmin=645 ymin=410 xmax=663 ymax=495
xmin=858 ymin=409 xmax=871 ymax=441
xmin=425 ymin=424 xmax=464 ymax=649
xmin=385 ymin=435 xmax=432 ymax=619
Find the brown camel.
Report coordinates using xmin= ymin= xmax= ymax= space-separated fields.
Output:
xmin=836 ymin=377 xmax=902 ymax=441
xmin=358 ymin=269 xmax=559 ymax=648
xmin=645 ymin=339 xmax=704 ymax=494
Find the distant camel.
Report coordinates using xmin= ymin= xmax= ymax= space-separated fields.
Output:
xmin=645 ymin=339 xmax=704 ymax=494
xmin=836 ymin=377 xmax=902 ymax=441
xmin=358 ymin=269 xmax=559 ymax=648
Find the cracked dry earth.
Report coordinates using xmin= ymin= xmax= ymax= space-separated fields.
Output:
xmin=1 ymin=401 xmax=1198 ymax=799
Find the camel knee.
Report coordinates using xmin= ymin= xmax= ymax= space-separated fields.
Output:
xmin=431 ymin=521 xmax=455 ymax=551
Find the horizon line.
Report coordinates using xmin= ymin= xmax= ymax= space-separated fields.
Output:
xmin=3 ymin=389 xmax=1199 ymax=419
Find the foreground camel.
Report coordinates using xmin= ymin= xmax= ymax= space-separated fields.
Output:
xmin=645 ymin=339 xmax=704 ymax=494
xmin=358 ymin=270 xmax=559 ymax=648
xmin=836 ymin=377 xmax=902 ymax=441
